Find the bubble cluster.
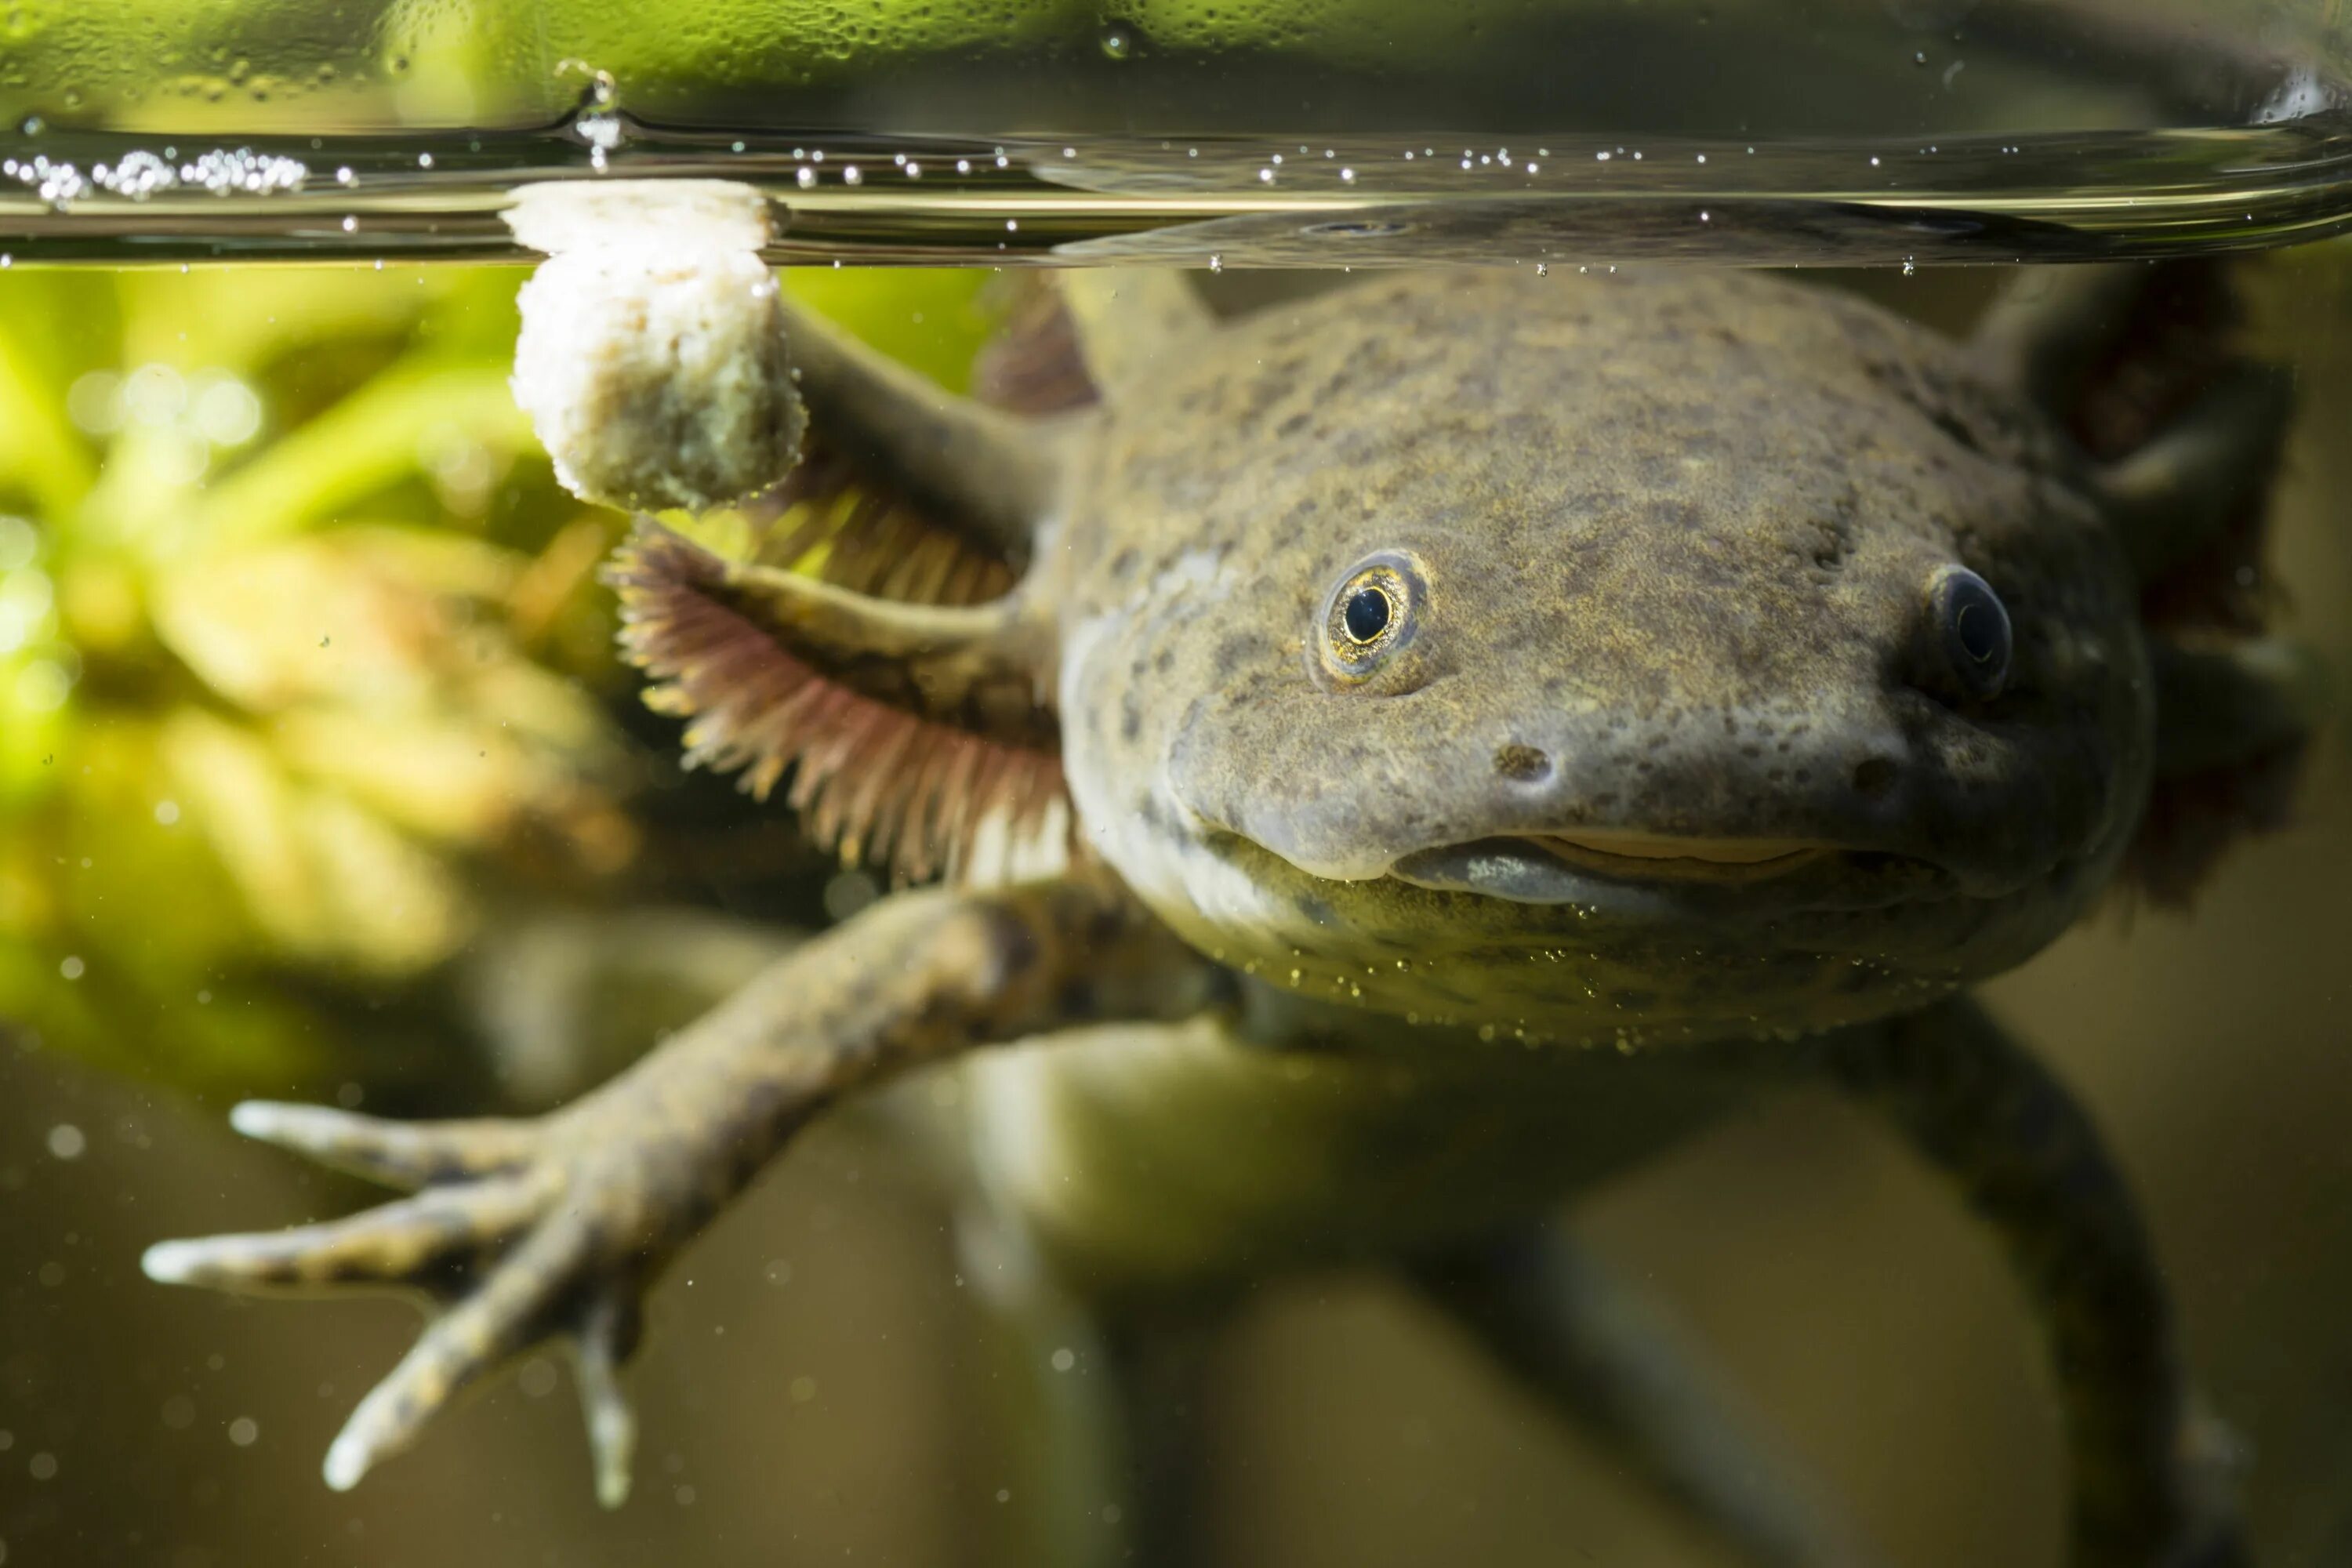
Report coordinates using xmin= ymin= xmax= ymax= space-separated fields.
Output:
xmin=2 ymin=144 xmax=307 ymax=212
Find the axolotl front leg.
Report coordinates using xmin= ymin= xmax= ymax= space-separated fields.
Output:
xmin=143 ymin=877 xmax=1221 ymax=1501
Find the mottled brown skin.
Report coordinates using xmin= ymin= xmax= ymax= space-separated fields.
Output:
xmin=1054 ymin=272 xmax=2149 ymax=1040
xmin=147 ymin=261 xmax=2309 ymax=1568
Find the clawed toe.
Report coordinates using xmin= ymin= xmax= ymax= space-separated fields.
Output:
xmin=320 ymin=1214 xmax=604 ymax=1490
xmin=573 ymin=1290 xmax=644 ymax=1507
xmin=227 ymin=1100 xmax=538 ymax=1189
xmin=141 ymin=1175 xmax=550 ymax=1292
xmin=147 ymin=1098 xmax=659 ymax=1504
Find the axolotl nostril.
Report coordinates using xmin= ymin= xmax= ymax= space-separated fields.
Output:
xmin=143 ymin=181 xmax=2325 ymax=1568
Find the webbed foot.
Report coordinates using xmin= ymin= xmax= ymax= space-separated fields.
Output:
xmin=143 ymin=1098 xmax=671 ymax=1505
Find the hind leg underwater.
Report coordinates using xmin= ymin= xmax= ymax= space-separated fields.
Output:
xmin=968 ymin=996 xmax=2242 ymax=1568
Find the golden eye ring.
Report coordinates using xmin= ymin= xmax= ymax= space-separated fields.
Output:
xmin=1319 ymin=551 xmax=1425 ymax=681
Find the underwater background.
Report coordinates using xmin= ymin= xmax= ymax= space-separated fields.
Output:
xmin=4 ymin=1 xmax=2352 ymax=1563
xmin=0 ymin=251 xmax=2344 ymax=1568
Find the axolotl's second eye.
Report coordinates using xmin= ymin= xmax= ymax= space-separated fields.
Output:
xmin=1925 ymin=565 xmax=2013 ymax=702
xmin=1319 ymin=552 xmax=1426 ymax=682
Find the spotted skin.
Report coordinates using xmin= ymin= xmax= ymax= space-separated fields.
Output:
xmin=146 ymin=263 xmax=2307 ymax=1566
xmin=1051 ymin=272 xmax=2150 ymax=1040
xmin=147 ymin=874 xmax=1219 ymax=1500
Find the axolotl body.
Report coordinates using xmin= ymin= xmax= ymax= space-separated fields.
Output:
xmin=146 ymin=187 xmax=2321 ymax=1568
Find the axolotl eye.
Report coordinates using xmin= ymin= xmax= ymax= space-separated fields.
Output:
xmin=1923 ymin=564 xmax=2013 ymax=702
xmin=1319 ymin=551 xmax=1427 ymax=682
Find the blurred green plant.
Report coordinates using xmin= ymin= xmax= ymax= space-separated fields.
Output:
xmin=0 ymin=0 xmax=1564 ymax=131
xmin=0 ymin=263 xmax=636 ymax=1088
xmin=0 ymin=260 xmax=996 ymax=1094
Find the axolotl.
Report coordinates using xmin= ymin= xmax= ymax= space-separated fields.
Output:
xmin=143 ymin=183 xmax=2322 ymax=1568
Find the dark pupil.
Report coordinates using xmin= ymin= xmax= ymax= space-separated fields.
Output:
xmin=1953 ymin=596 xmax=1999 ymax=662
xmin=1342 ymin=586 xmax=1392 ymax=644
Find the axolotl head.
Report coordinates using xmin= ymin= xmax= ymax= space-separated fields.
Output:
xmin=1056 ymin=271 xmax=2155 ymax=1045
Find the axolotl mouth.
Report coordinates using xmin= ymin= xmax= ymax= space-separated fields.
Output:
xmin=1387 ymin=829 xmax=1866 ymax=904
